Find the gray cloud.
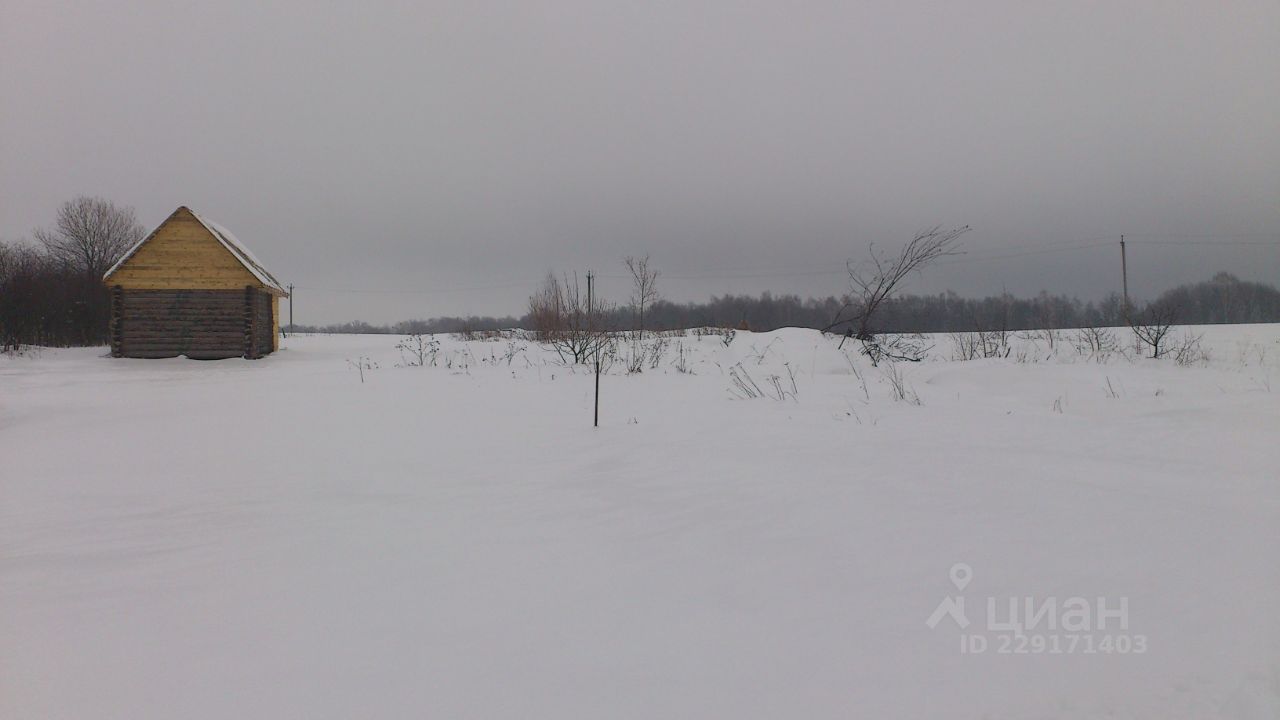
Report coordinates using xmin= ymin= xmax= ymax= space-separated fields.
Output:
xmin=3 ymin=1 xmax=1277 ymax=323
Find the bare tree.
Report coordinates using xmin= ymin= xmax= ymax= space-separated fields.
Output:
xmin=528 ymin=271 xmax=612 ymax=363
xmin=1130 ymin=301 xmax=1179 ymax=359
xmin=34 ymin=196 xmax=144 ymax=278
xmin=528 ymin=272 xmax=566 ymax=342
xmin=824 ymin=225 xmax=969 ymax=364
xmin=624 ymin=254 xmax=660 ymax=341
xmin=1031 ymin=292 xmax=1060 ymax=350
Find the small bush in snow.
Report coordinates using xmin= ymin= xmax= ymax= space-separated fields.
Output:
xmin=1172 ymin=332 xmax=1210 ymax=367
xmin=396 ymin=334 xmax=439 ymax=367
xmin=727 ymin=362 xmax=796 ymax=401
xmin=1071 ymin=326 xmax=1119 ymax=363
xmin=1130 ymin=302 xmax=1178 ymax=359
xmin=346 ymin=356 xmax=378 ymax=383
xmin=949 ymin=332 xmax=981 ymax=361
xmin=672 ymin=340 xmax=692 ymax=374
xmin=860 ymin=333 xmax=932 ymax=365
xmin=882 ymin=362 xmax=921 ymax=405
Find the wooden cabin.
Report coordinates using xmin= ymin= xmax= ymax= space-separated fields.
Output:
xmin=102 ymin=206 xmax=288 ymax=359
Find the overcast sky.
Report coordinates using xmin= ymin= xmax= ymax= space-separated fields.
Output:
xmin=2 ymin=1 xmax=1277 ymax=324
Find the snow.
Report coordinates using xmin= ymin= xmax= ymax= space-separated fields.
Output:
xmin=2 ymin=325 xmax=1278 ymax=718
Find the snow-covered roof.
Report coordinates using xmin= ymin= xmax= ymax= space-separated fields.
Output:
xmin=189 ymin=211 xmax=286 ymax=294
xmin=104 ymin=206 xmax=287 ymax=294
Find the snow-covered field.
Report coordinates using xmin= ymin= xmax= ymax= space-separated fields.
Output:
xmin=3 ymin=325 xmax=1279 ymax=719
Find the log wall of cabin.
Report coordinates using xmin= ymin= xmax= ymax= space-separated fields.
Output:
xmin=111 ymin=288 xmax=277 ymax=359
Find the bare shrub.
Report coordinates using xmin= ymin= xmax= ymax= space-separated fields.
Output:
xmin=623 ymin=336 xmax=673 ymax=374
xmin=692 ymin=327 xmax=735 ymax=346
xmin=1019 ymin=328 xmax=1060 ymax=353
xmin=1072 ymin=326 xmax=1119 ymax=362
xmin=625 ymin=345 xmax=645 ymax=374
xmin=672 ymin=340 xmax=692 ymax=374
xmin=346 ymin=356 xmax=378 ymax=383
xmin=823 ymin=226 xmax=969 ymax=364
xmin=1131 ymin=301 xmax=1179 ymax=359
xmin=1172 ymin=332 xmax=1209 ymax=367
xmin=773 ymin=363 xmax=799 ymax=401
xmin=594 ymin=335 xmax=620 ymax=374
xmin=1014 ymin=347 xmax=1039 ymax=364
xmin=836 ymin=347 xmax=873 ymax=401
xmin=728 ymin=362 xmax=795 ymax=400
xmin=502 ymin=341 xmax=526 ymax=365
xmin=528 ymin=272 xmax=566 ymax=342
xmin=863 ymin=333 xmax=932 ymax=364
xmin=746 ymin=338 xmax=783 ymax=365
xmin=648 ymin=337 xmax=670 ymax=369
xmin=765 ymin=373 xmax=796 ymax=401
xmin=977 ymin=327 xmax=1011 ymax=359
xmin=395 ymin=334 xmax=439 ymax=367
xmin=443 ymin=347 xmax=477 ymax=373
xmin=452 ymin=328 xmax=508 ymax=342
xmin=527 ymin=272 xmax=613 ymax=364
xmin=949 ymin=332 xmax=981 ymax=361
xmin=882 ymin=362 xmax=921 ymax=405
xmin=951 ymin=327 xmax=1009 ymax=360
xmin=727 ymin=363 xmax=765 ymax=399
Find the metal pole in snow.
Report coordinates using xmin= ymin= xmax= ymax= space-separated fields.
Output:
xmin=1120 ymin=236 xmax=1129 ymax=322
xmin=588 ymin=271 xmax=599 ymax=428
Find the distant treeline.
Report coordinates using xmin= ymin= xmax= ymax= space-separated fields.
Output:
xmin=0 ymin=241 xmax=111 ymax=350
xmin=289 ymin=272 xmax=1280 ymax=336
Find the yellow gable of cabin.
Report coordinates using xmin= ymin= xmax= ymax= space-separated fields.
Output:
xmin=107 ymin=207 xmax=262 ymax=291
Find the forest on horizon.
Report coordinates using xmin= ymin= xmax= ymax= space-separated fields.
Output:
xmin=292 ymin=272 xmax=1280 ymax=337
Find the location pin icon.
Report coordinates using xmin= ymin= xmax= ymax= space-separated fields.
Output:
xmin=950 ymin=563 xmax=973 ymax=591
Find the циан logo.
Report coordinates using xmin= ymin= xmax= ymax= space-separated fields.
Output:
xmin=927 ymin=563 xmax=1147 ymax=655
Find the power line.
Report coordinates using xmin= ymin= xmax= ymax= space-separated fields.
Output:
xmin=286 ymin=233 xmax=1277 ymax=295
xmin=604 ymin=240 xmax=1123 ymax=280
xmin=597 ymin=268 xmax=846 ymax=282
xmin=293 ymin=280 xmax=538 ymax=295
xmin=1126 ymin=238 xmax=1280 ymax=247
xmin=935 ymin=241 xmax=1116 ymax=266
xmin=1121 ymin=232 xmax=1280 ymax=240
xmin=598 ymin=238 xmax=1119 ymax=281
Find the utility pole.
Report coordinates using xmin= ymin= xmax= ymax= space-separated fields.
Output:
xmin=587 ymin=271 xmax=599 ymax=428
xmin=1119 ymin=235 xmax=1129 ymax=321
xmin=287 ymin=283 xmax=294 ymax=337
